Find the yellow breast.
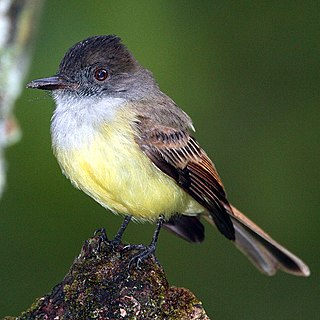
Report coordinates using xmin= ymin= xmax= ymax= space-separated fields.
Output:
xmin=53 ymin=108 xmax=202 ymax=221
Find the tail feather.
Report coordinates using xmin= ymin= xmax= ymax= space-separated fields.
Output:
xmin=231 ymin=218 xmax=278 ymax=275
xmin=163 ymin=215 xmax=205 ymax=243
xmin=163 ymin=206 xmax=310 ymax=276
xmin=227 ymin=205 xmax=310 ymax=276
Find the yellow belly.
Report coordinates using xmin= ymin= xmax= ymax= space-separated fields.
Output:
xmin=54 ymin=115 xmax=202 ymax=221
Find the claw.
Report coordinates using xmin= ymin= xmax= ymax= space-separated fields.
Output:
xmin=123 ymin=244 xmax=145 ymax=251
xmin=94 ymin=227 xmax=108 ymax=252
xmin=126 ymin=216 xmax=164 ymax=270
xmin=127 ymin=243 xmax=158 ymax=270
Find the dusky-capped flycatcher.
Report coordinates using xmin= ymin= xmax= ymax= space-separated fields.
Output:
xmin=27 ymin=35 xmax=309 ymax=276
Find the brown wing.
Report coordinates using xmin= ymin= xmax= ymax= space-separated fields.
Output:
xmin=136 ymin=124 xmax=235 ymax=240
xmin=134 ymin=122 xmax=310 ymax=276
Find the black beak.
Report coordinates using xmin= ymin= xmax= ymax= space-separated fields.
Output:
xmin=26 ymin=75 xmax=77 ymax=91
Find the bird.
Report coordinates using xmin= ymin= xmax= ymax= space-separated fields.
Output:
xmin=27 ymin=35 xmax=310 ymax=276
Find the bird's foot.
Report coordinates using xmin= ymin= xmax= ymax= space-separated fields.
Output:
xmin=125 ymin=216 xmax=164 ymax=270
xmin=123 ymin=243 xmax=145 ymax=252
xmin=124 ymin=243 xmax=159 ymax=269
xmin=93 ymin=227 xmax=108 ymax=252
xmin=108 ymin=236 xmax=124 ymax=249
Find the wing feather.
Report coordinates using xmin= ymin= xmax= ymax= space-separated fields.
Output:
xmin=136 ymin=124 xmax=235 ymax=240
xmin=134 ymin=119 xmax=310 ymax=276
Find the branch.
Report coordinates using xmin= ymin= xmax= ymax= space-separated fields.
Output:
xmin=0 ymin=0 xmax=43 ymax=197
xmin=5 ymin=235 xmax=210 ymax=319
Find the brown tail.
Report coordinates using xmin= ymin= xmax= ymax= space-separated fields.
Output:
xmin=163 ymin=206 xmax=309 ymax=276
xmin=206 ymin=205 xmax=310 ymax=276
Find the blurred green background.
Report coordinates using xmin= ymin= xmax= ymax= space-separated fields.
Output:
xmin=1 ymin=1 xmax=319 ymax=318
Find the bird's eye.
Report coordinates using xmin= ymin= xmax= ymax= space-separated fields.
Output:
xmin=94 ymin=68 xmax=108 ymax=81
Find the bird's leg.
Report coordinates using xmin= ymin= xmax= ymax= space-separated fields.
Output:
xmin=128 ymin=215 xmax=164 ymax=269
xmin=111 ymin=215 xmax=132 ymax=246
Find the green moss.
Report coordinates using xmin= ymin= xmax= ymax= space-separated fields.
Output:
xmin=6 ymin=237 xmax=208 ymax=319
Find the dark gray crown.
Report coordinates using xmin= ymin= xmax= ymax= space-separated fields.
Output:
xmin=58 ymin=35 xmax=139 ymax=75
